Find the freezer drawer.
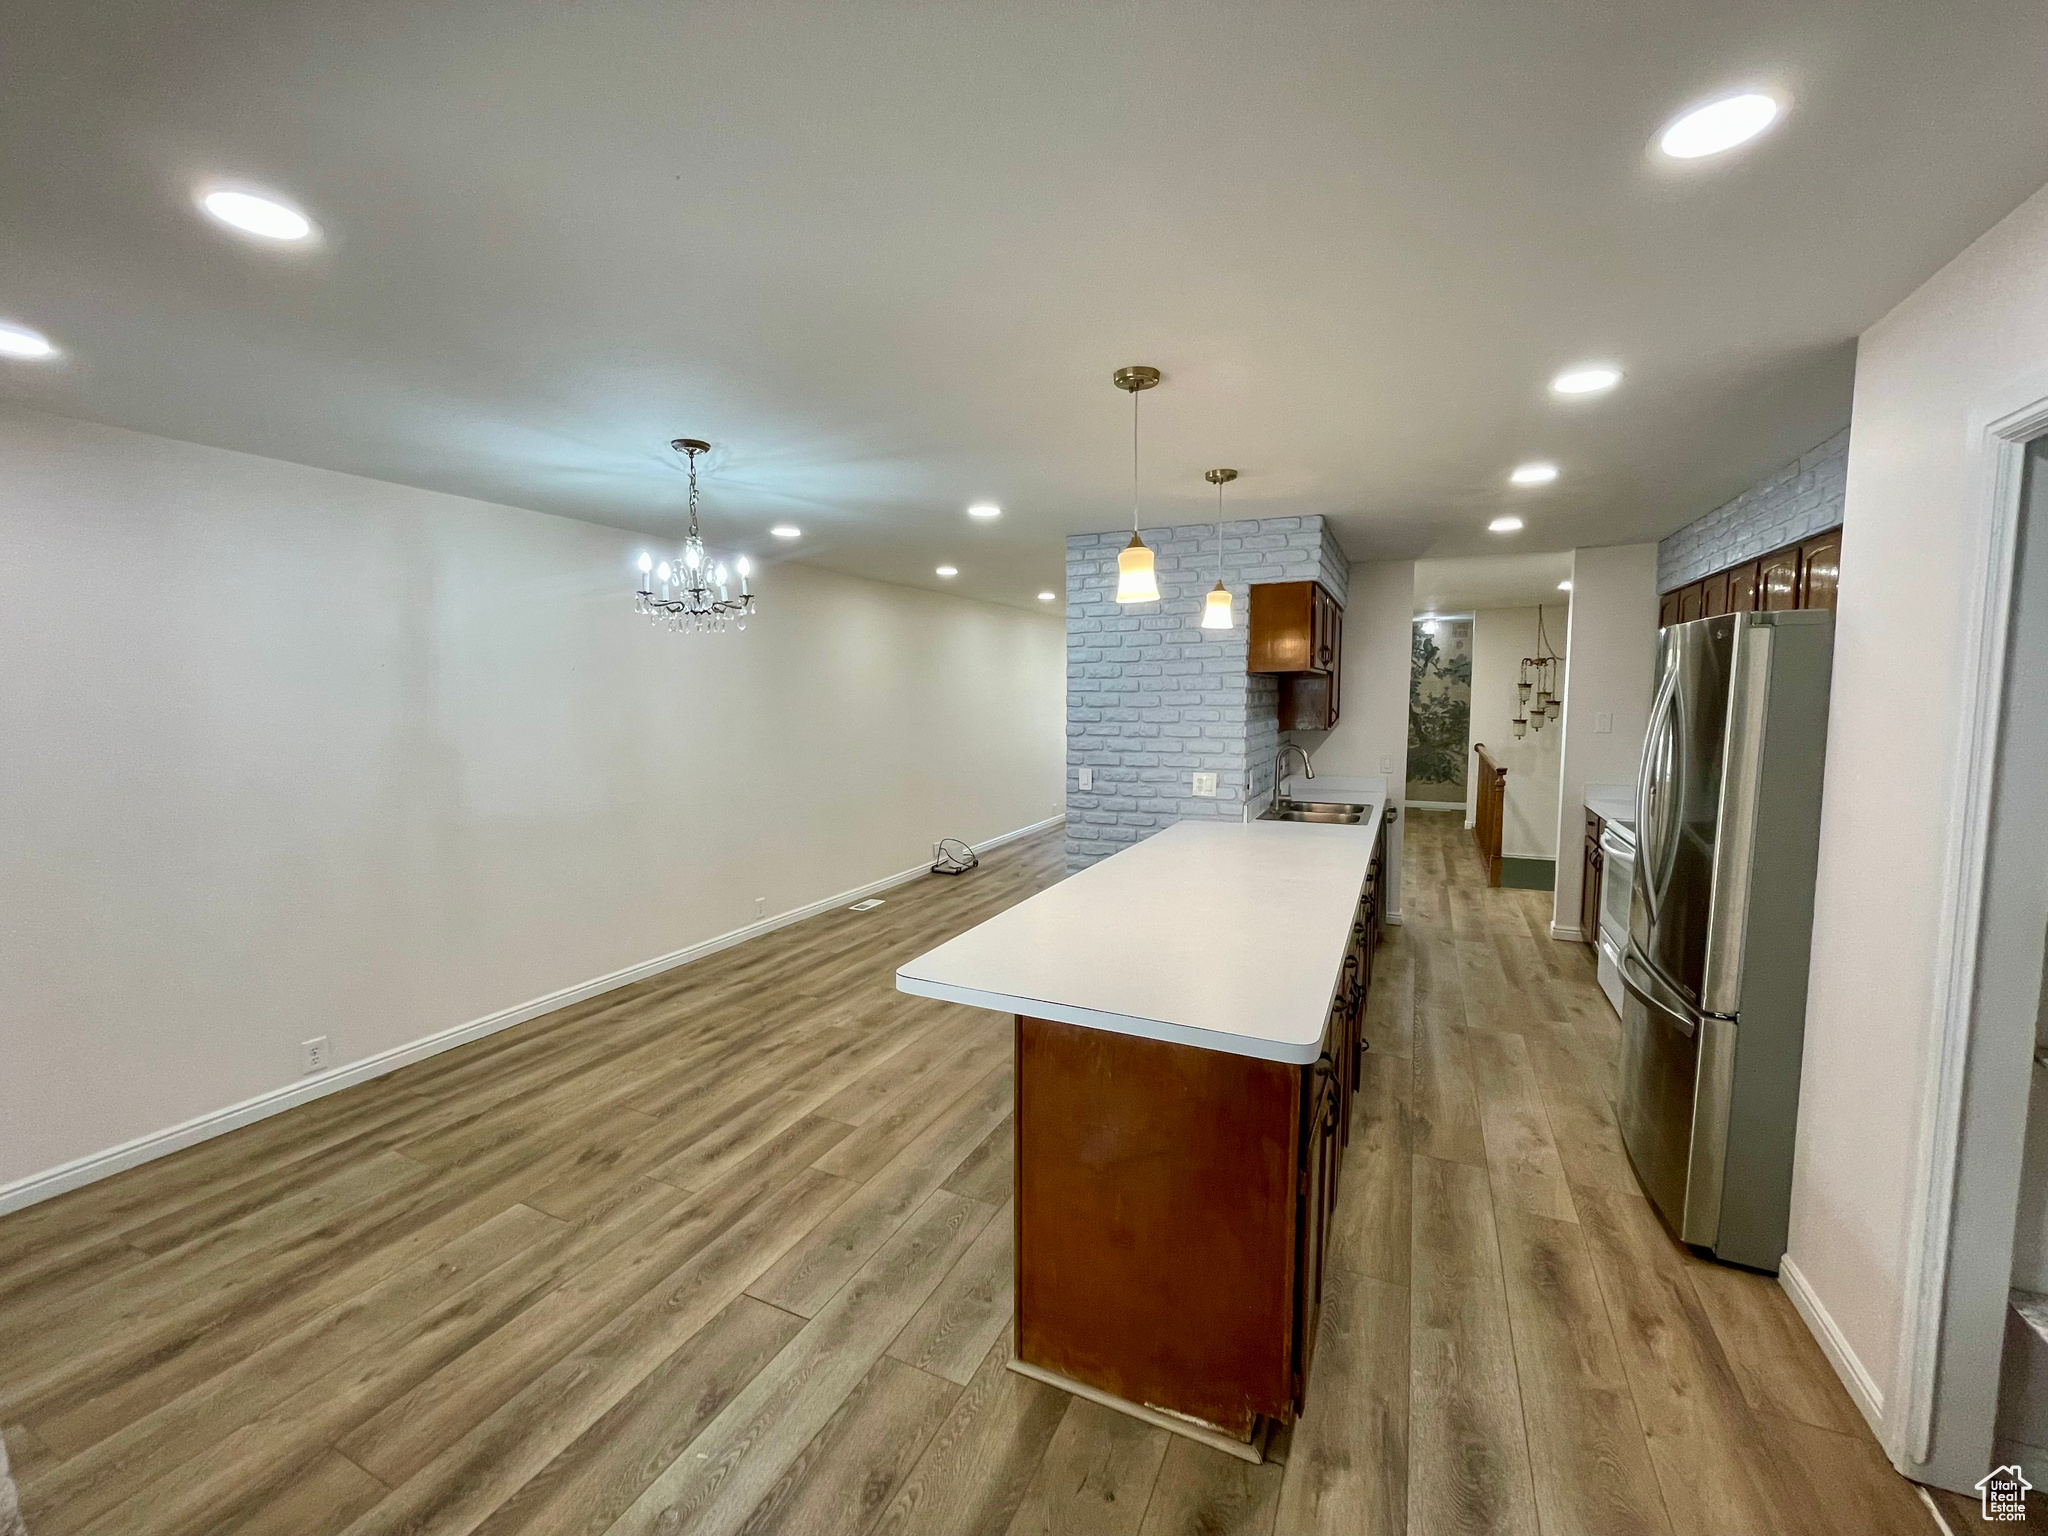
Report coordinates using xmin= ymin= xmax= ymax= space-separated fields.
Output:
xmin=1615 ymin=963 xmax=1700 ymax=1234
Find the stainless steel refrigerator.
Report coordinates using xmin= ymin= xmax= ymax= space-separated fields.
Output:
xmin=1617 ymin=609 xmax=1833 ymax=1272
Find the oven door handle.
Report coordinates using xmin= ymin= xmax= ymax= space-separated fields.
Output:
xmin=1600 ymin=828 xmax=1635 ymax=863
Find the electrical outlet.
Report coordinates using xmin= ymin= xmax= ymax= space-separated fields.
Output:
xmin=1595 ymin=711 xmax=1613 ymax=735
xmin=1191 ymin=771 xmax=1217 ymax=797
xmin=754 ymin=895 xmax=767 ymax=919
xmin=1078 ymin=766 xmax=1093 ymax=791
xmin=301 ymin=1036 xmax=331 ymax=1075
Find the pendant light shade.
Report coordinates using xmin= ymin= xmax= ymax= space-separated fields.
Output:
xmin=1117 ymin=534 xmax=1161 ymax=604
xmin=1201 ymin=467 xmax=1238 ymax=630
xmin=1201 ymin=582 xmax=1233 ymax=628
xmin=1111 ymin=366 xmax=1162 ymax=605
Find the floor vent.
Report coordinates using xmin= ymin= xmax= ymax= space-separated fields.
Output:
xmin=848 ymin=898 xmax=886 ymax=912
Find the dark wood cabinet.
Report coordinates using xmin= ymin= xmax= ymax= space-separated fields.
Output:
xmin=1801 ymin=531 xmax=1841 ymax=612
xmin=1727 ymin=559 xmax=1761 ymax=613
xmin=1292 ymin=1061 xmax=1339 ymax=1406
xmin=1580 ymin=809 xmax=1603 ymax=945
xmin=1251 ymin=580 xmax=1344 ymax=731
xmin=1759 ymin=545 xmax=1801 ymax=610
xmin=1659 ymin=527 xmax=1840 ymax=627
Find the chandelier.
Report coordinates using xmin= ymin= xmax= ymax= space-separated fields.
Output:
xmin=634 ymin=438 xmax=754 ymax=633
xmin=1513 ymin=605 xmax=1564 ymax=738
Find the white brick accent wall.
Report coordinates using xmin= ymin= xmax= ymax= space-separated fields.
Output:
xmin=1657 ymin=428 xmax=1848 ymax=592
xmin=1064 ymin=517 xmax=1348 ymax=871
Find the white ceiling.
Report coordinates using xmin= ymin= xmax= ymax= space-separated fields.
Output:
xmin=3 ymin=1 xmax=2045 ymax=613
xmin=1414 ymin=553 xmax=1575 ymax=616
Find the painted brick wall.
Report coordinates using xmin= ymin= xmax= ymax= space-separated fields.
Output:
xmin=1065 ymin=516 xmax=1348 ymax=871
xmin=1657 ymin=427 xmax=1849 ymax=591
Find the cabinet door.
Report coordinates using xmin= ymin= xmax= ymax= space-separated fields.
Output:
xmin=1676 ymin=583 xmax=1705 ymax=623
xmin=1699 ymin=570 xmax=1730 ymax=618
xmin=1760 ymin=545 xmax=1801 ymax=610
xmin=1293 ymin=1069 xmax=1338 ymax=1409
xmin=1800 ymin=531 xmax=1841 ymax=612
xmin=1659 ymin=591 xmax=1682 ymax=627
xmin=1726 ymin=560 xmax=1762 ymax=613
xmin=1248 ymin=582 xmax=1316 ymax=673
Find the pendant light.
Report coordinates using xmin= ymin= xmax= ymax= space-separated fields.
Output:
xmin=1112 ymin=366 xmax=1162 ymax=603
xmin=1201 ymin=468 xmax=1237 ymax=630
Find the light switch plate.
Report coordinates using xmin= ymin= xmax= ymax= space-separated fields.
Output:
xmin=1595 ymin=711 xmax=1614 ymax=734
xmin=1380 ymin=754 xmax=1393 ymax=773
xmin=1078 ymin=766 xmax=1093 ymax=790
xmin=1192 ymin=771 xmax=1218 ymax=797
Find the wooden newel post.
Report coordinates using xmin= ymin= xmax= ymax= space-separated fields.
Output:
xmin=1472 ymin=743 xmax=1507 ymax=888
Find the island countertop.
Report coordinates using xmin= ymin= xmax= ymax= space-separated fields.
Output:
xmin=895 ymin=811 xmax=1383 ymax=1064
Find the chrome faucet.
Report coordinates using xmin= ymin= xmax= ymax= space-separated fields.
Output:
xmin=1277 ymin=742 xmax=1314 ymax=795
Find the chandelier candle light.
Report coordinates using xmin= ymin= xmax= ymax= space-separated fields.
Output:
xmin=1201 ymin=468 xmax=1237 ymax=630
xmin=635 ymin=438 xmax=755 ymax=633
xmin=1112 ymin=366 xmax=1162 ymax=604
xmin=1513 ymin=605 xmax=1564 ymax=738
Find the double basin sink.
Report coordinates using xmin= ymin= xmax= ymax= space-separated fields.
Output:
xmin=1260 ymin=797 xmax=1367 ymax=825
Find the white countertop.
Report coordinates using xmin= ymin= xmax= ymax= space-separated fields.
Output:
xmin=1585 ymin=782 xmax=1636 ymax=829
xmin=896 ymin=811 xmax=1384 ymax=1064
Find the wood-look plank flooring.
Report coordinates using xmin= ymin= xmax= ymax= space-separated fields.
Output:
xmin=0 ymin=812 xmax=1948 ymax=1534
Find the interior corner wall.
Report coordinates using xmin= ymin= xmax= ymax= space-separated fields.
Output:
xmin=0 ymin=404 xmax=1066 ymax=1197
xmin=1788 ymin=178 xmax=2048 ymax=1484
xmin=1551 ymin=544 xmax=1659 ymax=936
xmin=1310 ymin=558 xmax=1414 ymax=920
xmin=1467 ymin=605 xmax=1568 ymax=862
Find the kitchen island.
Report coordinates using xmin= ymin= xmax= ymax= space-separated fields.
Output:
xmin=895 ymin=809 xmax=1385 ymax=1458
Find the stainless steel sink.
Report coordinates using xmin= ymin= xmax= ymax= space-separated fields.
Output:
xmin=1260 ymin=798 xmax=1365 ymax=825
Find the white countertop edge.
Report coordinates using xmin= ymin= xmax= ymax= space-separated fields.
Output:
xmin=893 ymin=971 xmax=1328 ymax=1066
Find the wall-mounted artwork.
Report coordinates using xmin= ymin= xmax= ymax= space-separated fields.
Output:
xmin=1407 ymin=619 xmax=1472 ymax=805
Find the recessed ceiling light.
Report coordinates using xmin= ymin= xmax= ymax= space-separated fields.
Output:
xmin=1510 ymin=462 xmax=1559 ymax=486
xmin=1551 ymin=365 xmax=1621 ymax=396
xmin=1658 ymin=93 xmax=1782 ymax=160
xmin=1490 ymin=516 xmax=1525 ymax=533
xmin=769 ymin=525 xmax=801 ymax=539
xmin=1038 ymin=591 xmax=1056 ymax=601
xmin=197 ymin=187 xmax=316 ymax=242
xmin=0 ymin=322 xmax=58 ymax=360
xmin=967 ymin=502 xmax=1001 ymax=519
xmin=1559 ymin=580 xmax=1573 ymax=591
xmin=936 ymin=565 xmax=958 ymax=577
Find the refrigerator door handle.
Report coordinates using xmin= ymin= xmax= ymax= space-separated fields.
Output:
xmin=1635 ymin=663 xmax=1679 ymax=930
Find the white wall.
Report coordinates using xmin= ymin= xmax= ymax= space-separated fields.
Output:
xmin=1550 ymin=545 xmax=1658 ymax=937
xmin=1307 ymin=559 xmax=1413 ymax=920
xmin=1466 ymin=605 xmax=1568 ymax=862
xmin=0 ymin=405 xmax=1066 ymax=1196
xmin=1789 ymin=180 xmax=2048 ymax=1476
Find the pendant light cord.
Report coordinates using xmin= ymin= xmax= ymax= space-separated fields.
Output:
xmin=1216 ymin=480 xmax=1225 ymax=579
xmin=1131 ymin=389 xmax=1141 ymax=534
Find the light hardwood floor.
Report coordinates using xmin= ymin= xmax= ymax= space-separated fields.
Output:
xmin=0 ymin=811 xmax=1946 ymax=1535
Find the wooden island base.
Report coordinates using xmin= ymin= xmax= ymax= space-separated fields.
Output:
xmin=1011 ymin=1001 xmax=1364 ymax=1457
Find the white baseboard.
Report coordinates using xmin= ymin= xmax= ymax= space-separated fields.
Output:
xmin=0 ymin=814 xmax=1064 ymax=1217
xmin=1780 ymin=1254 xmax=1888 ymax=1442
xmin=1549 ymin=921 xmax=1587 ymax=942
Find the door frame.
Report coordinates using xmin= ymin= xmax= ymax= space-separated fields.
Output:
xmin=1891 ymin=373 xmax=2048 ymax=1488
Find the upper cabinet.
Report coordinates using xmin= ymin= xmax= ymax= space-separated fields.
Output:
xmin=1660 ymin=527 xmax=1841 ymax=627
xmin=1249 ymin=580 xmax=1344 ymax=731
